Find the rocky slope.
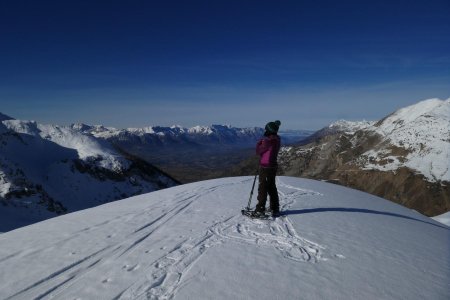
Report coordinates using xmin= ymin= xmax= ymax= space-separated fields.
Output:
xmin=279 ymin=98 xmax=450 ymax=216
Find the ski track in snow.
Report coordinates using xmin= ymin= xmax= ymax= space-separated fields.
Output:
xmin=3 ymin=178 xmax=331 ymax=300
xmin=4 ymin=186 xmax=207 ymax=300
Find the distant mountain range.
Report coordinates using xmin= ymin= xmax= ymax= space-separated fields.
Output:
xmin=278 ymin=98 xmax=450 ymax=216
xmin=76 ymin=124 xmax=264 ymax=149
xmin=74 ymin=124 xmax=312 ymax=150
xmin=77 ymin=123 xmax=312 ymax=183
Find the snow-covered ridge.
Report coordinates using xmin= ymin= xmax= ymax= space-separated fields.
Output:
xmin=374 ymin=98 xmax=449 ymax=133
xmin=299 ymin=119 xmax=376 ymax=144
xmin=328 ymin=119 xmax=375 ymax=134
xmin=361 ymin=98 xmax=450 ymax=182
xmin=4 ymin=119 xmax=129 ymax=171
xmin=73 ymin=123 xmax=263 ymax=139
xmin=69 ymin=123 xmax=269 ymax=150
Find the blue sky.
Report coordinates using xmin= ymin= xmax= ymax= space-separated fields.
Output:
xmin=1 ymin=0 xmax=449 ymax=130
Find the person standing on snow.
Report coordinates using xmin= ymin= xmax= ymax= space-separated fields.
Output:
xmin=253 ymin=120 xmax=281 ymax=217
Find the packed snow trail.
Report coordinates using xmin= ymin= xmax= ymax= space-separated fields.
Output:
xmin=0 ymin=177 xmax=448 ymax=300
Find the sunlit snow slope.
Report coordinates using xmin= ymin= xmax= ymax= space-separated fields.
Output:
xmin=0 ymin=177 xmax=448 ymax=299
xmin=433 ymin=212 xmax=450 ymax=226
xmin=363 ymin=98 xmax=450 ymax=182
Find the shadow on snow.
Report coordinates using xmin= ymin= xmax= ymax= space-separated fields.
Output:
xmin=282 ymin=207 xmax=449 ymax=230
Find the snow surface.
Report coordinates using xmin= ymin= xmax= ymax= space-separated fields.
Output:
xmin=361 ymin=98 xmax=450 ymax=182
xmin=0 ymin=177 xmax=448 ymax=299
xmin=433 ymin=212 xmax=450 ymax=226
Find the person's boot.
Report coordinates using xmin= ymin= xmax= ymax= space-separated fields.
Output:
xmin=271 ymin=210 xmax=281 ymax=218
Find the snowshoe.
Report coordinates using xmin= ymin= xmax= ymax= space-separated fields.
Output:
xmin=241 ymin=209 xmax=271 ymax=220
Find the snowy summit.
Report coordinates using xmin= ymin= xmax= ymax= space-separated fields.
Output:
xmin=0 ymin=177 xmax=448 ymax=299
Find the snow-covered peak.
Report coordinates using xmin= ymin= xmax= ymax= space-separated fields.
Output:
xmin=70 ymin=123 xmax=93 ymax=132
xmin=2 ymin=119 xmax=40 ymax=135
xmin=70 ymin=124 xmax=120 ymax=140
xmin=360 ymin=98 xmax=450 ymax=182
xmin=329 ymin=119 xmax=375 ymax=134
xmin=71 ymin=123 xmax=115 ymax=134
xmin=188 ymin=125 xmax=215 ymax=135
xmin=375 ymin=98 xmax=450 ymax=134
xmin=170 ymin=125 xmax=185 ymax=130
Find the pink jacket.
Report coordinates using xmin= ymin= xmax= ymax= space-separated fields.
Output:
xmin=256 ymin=134 xmax=280 ymax=168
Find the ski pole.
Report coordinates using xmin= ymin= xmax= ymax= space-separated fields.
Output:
xmin=246 ymin=167 xmax=259 ymax=210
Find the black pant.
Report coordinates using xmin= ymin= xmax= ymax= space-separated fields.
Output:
xmin=255 ymin=167 xmax=279 ymax=213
